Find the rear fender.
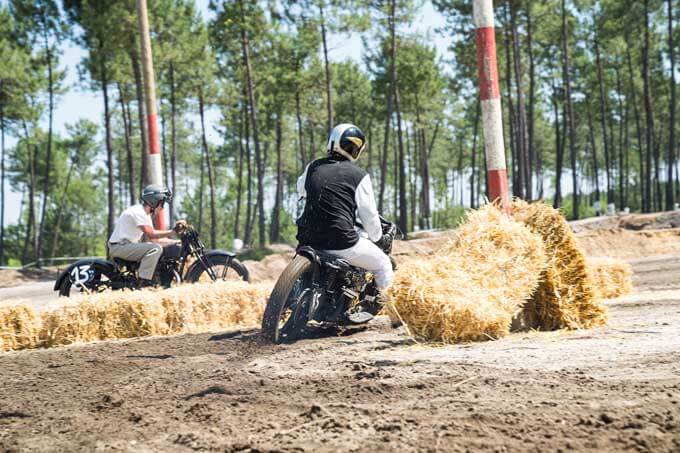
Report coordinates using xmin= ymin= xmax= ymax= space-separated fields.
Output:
xmin=295 ymin=246 xmax=322 ymax=282
xmin=53 ymin=259 xmax=116 ymax=291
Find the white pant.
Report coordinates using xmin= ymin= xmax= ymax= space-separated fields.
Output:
xmin=324 ymin=237 xmax=394 ymax=291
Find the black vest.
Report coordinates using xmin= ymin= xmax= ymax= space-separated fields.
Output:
xmin=296 ymin=157 xmax=367 ymax=250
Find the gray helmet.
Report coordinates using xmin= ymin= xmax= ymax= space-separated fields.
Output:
xmin=141 ymin=184 xmax=172 ymax=209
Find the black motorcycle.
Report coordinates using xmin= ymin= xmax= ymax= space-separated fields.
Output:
xmin=261 ymin=218 xmax=397 ymax=343
xmin=54 ymin=225 xmax=249 ymax=297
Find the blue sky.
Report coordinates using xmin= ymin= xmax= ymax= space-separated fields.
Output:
xmin=2 ymin=1 xmax=449 ymax=226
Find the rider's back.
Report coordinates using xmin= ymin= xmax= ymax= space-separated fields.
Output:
xmin=296 ymin=156 xmax=367 ymax=251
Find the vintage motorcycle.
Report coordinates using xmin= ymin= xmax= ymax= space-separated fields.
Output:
xmin=54 ymin=225 xmax=249 ymax=297
xmin=261 ymin=218 xmax=397 ymax=343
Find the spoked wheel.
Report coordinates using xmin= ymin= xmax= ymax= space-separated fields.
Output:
xmin=158 ymin=269 xmax=182 ymax=289
xmin=185 ymin=255 xmax=250 ymax=283
xmin=261 ymin=255 xmax=315 ymax=343
xmin=58 ymin=273 xmax=112 ymax=298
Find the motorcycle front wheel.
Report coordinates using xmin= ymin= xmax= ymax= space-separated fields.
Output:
xmin=184 ymin=255 xmax=249 ymax=283
xmin=261 ymin=255 xmax=314 ymax=344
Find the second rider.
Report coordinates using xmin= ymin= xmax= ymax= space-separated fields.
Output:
xmin=296 ymin=123 xmax=394 ymax=323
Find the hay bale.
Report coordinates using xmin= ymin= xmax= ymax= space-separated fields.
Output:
xmin=388 ymin=204 xmax=547 ymax=343
xmin=0 ymin=304 xmax=40 ymax=351
xmin=34 ymin=281 xmax=271 ymax=350
xmin=512 ymin=200 xmax=608 ymax=330
xmin=587 ymin=257 xmax=633 ymax=299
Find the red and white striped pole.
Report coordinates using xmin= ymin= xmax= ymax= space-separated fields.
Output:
xmin=136 ymin=0 xmax=166 ymax=229
xmin=473 ymin=0 xmax=510 ymax=209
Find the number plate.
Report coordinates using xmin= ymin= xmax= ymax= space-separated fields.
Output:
xmin=70 ymin=264 xmax=95 ymax=285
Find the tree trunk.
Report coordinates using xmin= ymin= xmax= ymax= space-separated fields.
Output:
xmin=243 ymin=91 xmax=254 ymax=246
xmin=623 ymin=80 xmax=631 ymax=209
xmin=394 ymin=87 xmax=407 ymax=234
xmin=552 ymin=78 xmax=564 ymax=209
xmin=101 ymin=61 xmax=115 ymax=252
xmin=367 ymin=123 xmax=374 ymax=175
xmin=169 ymin=63 xmax=178 ymax=221
xmin=198 ymin=89 xmax=216 ymax=249
xmin=561 ymin=0 xmax=578 ymax=219
xmin=234 ymin=105 xmax=245 ymax=239
xmin=0 ymin=88 xmax=4 ymax=265
xmin=587 ymin=107 xmax=601 ymax=204
xmin=131 ymin=47 xmax=149 ymax=191
xmin=379 ymin=45 xmax=394 ymax=211
xmin=526 ymin=3 xmax=536 ymax=196
xmin=22 ymin=124 xmax=36 ymax=265
xmin=616 ymin=68 xmax=626 ymax=210
xmin=627 ymin=48 xmax=645 ymax=208
xmin=392 ymin=126 xmax=398 ymax=219
xmin=240 ymin=10 xmax=266 ymax=248
xmin=388 ymin=0 xmax=407 ymax=234
xmin=420 ymin=128 xmax=431 ymax=227
xmin=117 ymin=82 xmax=136 ymax=205
xmin=49 ymin=155 xmax=76 ymax=259
xmin=667 ymin=0 xmax=676 ymax=210
xmin=37 ymin=34 xmax=54 ymax=262
xmin=502 ymin=5 xmax=518 ymax=195
xmin=407 ymin=127 xmax=416 ymax=231
xmin=510 ymin=2 xmax=529 ymax=199
xmin=642 ymin=0 xmax=655 ymax=212
xmin=595 ymin=35 xmax=613 ymax=204
xmin=654 ymin=127 xmax=663 ymax=211
xmin=294 ymin=89 xmax=306 ymax=166
xmin=456 ymin=137 xmax=464 ymax=206
xmin=319 ymin=1 xmax=333 ymax=132
xmin=470 ymin=100 xmax=480 ymax=209
xmin=270 ymin=112 xmax=283 ymax=243
xmin=198 ymin=143 xmax=205 ymax=234
xmin=160 ymin=98 xmax=168 ymax=198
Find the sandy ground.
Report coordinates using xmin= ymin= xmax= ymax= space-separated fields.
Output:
xmin=0 ymin=251 xmax=679 ymax=452
xmin=0 ymin=267 xmax=58 ymax=289
xmin=0 ymin=282 xmax=58 ymax=310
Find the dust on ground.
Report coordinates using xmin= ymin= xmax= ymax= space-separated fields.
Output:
xmin=1 ymin=248 xmax=680 ymax=451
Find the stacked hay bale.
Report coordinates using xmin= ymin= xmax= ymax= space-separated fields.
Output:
xmin=389 ymin=201 xmax=611 ymax=343
xmin=587 ymin=257 xmax=633 ymax=299
xmin=0 ymin=304 xmax=40 ymax=351
xmin=39 ymin=281 xmax=270 ymax=348
xmin=1 ymin=281 xmax=270 ymax=352
xmin=388 ymin=205 xmax=547 ymax=343
xmin=512 ymin=201 xmax=608 ymax=330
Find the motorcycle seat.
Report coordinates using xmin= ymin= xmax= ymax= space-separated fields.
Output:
xmin=317 ymin=252 xmax=350 ymax=269
xmin=301 ymin=248 xmax=365 ymax=273
xmin=113 ymin=257 xmax=139 ymax=270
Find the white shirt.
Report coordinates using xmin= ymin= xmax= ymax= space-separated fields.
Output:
xmin=108 ymin=204 xmax=152 ymax=244
xmin=297 ymin=165 xmax=383 ymax=242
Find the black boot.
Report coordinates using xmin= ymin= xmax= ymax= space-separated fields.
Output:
xmin=137 ymin=278 xmax=155 ymax=289
xmin=347 ymin=311 xmax=375 ymax=324
xmin=346 ymin=292 xmax=385 ymax=324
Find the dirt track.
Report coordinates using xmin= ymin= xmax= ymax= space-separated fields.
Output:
xmin=1 ymin=254 xmax=680 ymax=452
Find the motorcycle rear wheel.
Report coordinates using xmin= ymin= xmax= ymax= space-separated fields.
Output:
xmin=58 ymin=273 xmax=114 ymax=297
xmin=261 ymin=255 xmax=313 ymax=344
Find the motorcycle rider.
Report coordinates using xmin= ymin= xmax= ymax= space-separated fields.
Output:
xmin=108 ymin=185 xmax=183 ymax=288
xmin=296 ymin=123 xmax=394 ymax=323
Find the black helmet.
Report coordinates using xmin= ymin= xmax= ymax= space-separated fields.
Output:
xmin=141 ymin=184 xmax=172 ymax=209
xmin=326 ymin=123 xmax=366 ymax=162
